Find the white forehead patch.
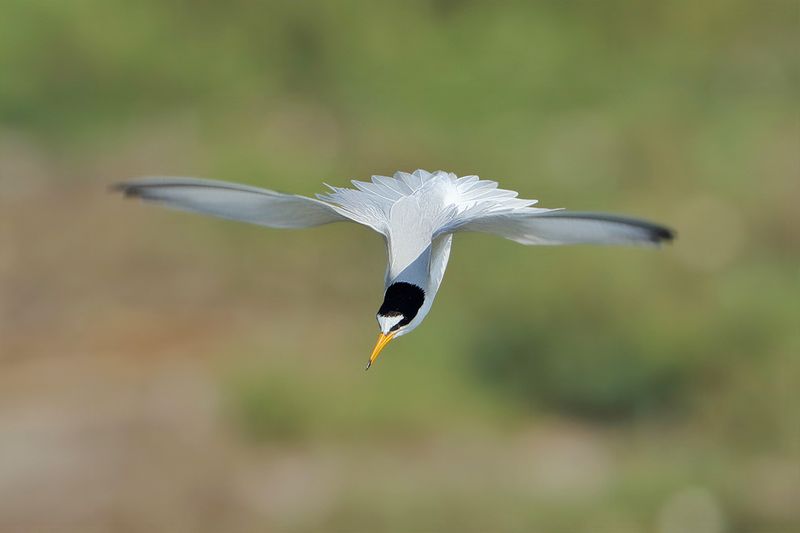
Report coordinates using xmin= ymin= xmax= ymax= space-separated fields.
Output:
xmin=377 ymin=314 xmax=404 ymax=333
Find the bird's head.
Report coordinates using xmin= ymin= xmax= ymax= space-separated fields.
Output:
xmin=366 ymin=282 xmax=426 ymax=369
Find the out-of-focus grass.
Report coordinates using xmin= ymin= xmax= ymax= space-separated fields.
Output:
xmin=1 ymin=1 xmax=798 ymax=532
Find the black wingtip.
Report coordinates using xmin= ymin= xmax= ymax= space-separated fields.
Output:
xmin=651 ymin=225 xmax=675 ymax=243
xmin=651 ymin=225 xmax=676 ymax=245
xmin=109 ymin=182 xmax=140 ymax=198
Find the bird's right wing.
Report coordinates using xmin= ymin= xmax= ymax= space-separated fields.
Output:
xmin=455 ymin=210 xmax=674 ymax=246
xmin=114 ymin=177 xmax=360 ymax=229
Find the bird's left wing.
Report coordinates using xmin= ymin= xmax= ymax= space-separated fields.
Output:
xmin=454 ymin=210 xmax=674 ymax=246
xmin=114 ymin=177 xmax=358 ymax=229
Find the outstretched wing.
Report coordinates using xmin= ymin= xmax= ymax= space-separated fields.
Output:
xmin=114 ymin=177 xmax=355 ymax=229
xmin=456 ymin=211 xmax=674 ymax=246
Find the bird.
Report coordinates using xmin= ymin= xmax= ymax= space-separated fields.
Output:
xmin=114 ymin=169 xmax=674 ymax=369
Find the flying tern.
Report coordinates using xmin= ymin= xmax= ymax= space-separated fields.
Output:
xmin=115 ymin=169 xmax=674 ymax=369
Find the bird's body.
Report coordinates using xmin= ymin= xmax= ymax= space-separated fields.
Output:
xmin=319 ymin=171 xmax=550 ymax=336
xmin=116 ymin=169 xmax=673 ymax=368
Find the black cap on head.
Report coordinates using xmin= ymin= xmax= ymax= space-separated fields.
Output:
xmin=377 ymin=282 xmax=425 ymax=330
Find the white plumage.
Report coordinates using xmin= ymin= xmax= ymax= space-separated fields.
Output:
xmin=116 ymin=169 xmax=673 ymax=368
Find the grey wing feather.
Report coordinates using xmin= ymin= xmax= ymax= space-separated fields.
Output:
xmin=113 ymin=177 xmax=351 ymax=229
xmin=458 ymin=210 xmax=674 ymax=246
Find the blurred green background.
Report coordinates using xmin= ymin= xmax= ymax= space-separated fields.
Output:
xmin=1 ymin=1 xmax=797 ymax=532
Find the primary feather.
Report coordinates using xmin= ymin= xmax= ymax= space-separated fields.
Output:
xmin=113 ymin=177 xmax=350 ymax=229
xmin=458 ymin=211 xmax=675 ymax=246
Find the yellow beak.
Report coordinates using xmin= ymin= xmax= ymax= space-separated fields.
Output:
xmin=366 ymin=331 xmax=396 ymax=370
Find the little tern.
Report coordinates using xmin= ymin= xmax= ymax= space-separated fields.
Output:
xmin=115 ymin=169 xmax=674 ymax=369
